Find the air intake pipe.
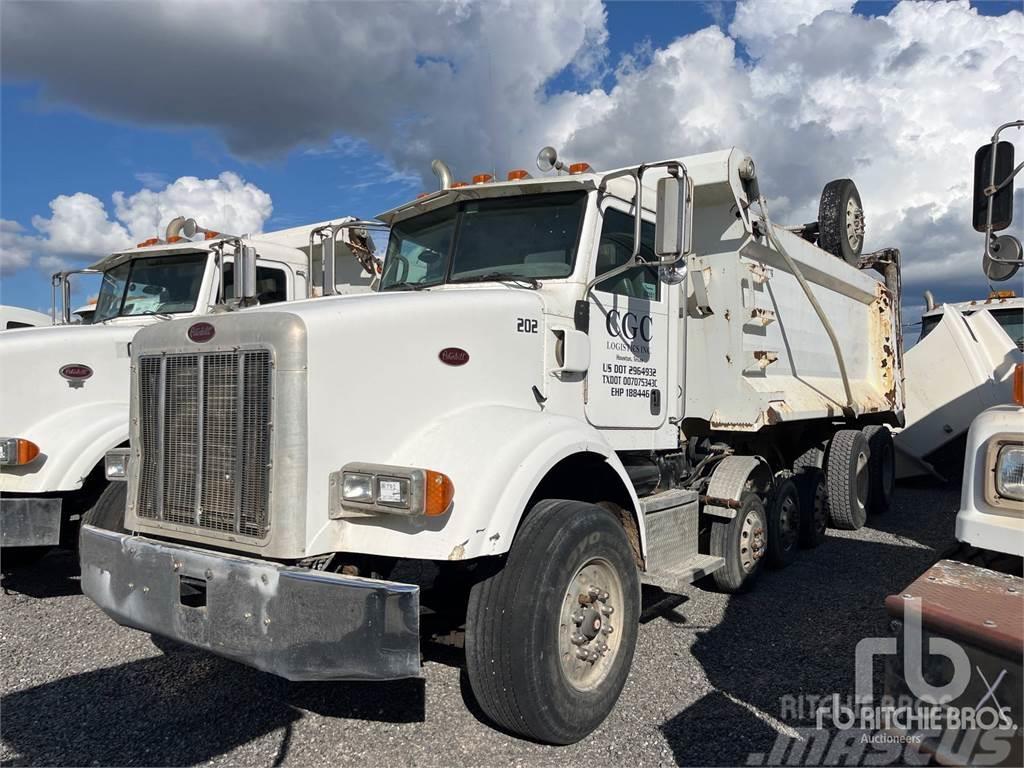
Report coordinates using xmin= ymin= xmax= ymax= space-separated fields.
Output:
xmin=431 ymin=159 xmax=453 ymax=190
xmin=165 ymin=216 xmax=187 ymax=241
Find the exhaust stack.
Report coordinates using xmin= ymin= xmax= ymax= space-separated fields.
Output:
xmin=431 ymin=159 xmax=453 ymax=190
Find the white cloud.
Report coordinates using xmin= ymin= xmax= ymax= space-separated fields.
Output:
xmin=2 ymin=174 xmax=273 ymax=274
xmin=729 ymin=0 xmax=856 ymax=56
xmin=0 ymin=220 xmax=35 ymax=275
xmin=2 ymin=0 xmax=1021 ymax=298
xmin=113 ymin=172 xmax=273 ymax=243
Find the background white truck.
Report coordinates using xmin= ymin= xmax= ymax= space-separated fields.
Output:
xmin=82 ymin=146 xmax=903 ymax=744
xmin=884 ymin=123 xmax=1023 ymax=768
xmin=0 ymin=216 xmax=377 ymax=562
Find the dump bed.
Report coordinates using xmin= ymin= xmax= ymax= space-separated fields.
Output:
xmin=680 ymin=152 xmax=902 ymax=430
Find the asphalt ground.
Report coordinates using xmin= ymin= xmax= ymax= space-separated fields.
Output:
xmin=1 ymin=481 xmax=960 ymax=767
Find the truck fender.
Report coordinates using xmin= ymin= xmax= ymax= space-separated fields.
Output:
xmin=1 ymin=402 xmax=128 ymax=493
xmin=393 ymin=404 xmax=644 ymax=561
xmin=703 ymin=455 xmax=771 ymax=520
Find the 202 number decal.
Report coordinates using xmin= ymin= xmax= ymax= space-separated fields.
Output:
xmin=516 ymin=318 xmax=538 ymax=334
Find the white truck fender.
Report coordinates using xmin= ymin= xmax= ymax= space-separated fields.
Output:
xmin=392 ymin=404 xmax=645 ymax=561
xmin=0 ymin=402 xmax=128 ymax=493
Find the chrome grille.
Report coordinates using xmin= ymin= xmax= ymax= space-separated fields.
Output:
xmin=136 ymin=349 xmax=273 ymax=538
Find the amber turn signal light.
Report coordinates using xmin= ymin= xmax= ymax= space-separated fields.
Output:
xmin=424 ymin=470 xmax=455 ymax=516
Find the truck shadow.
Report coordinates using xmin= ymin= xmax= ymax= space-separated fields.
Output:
xmin=0 ymin=548 xmax=81 ymax=599
xmin=657 ymin=485 xmax=961 ymax=766
xmin=1 ymin=642 xmax=425 ymax=766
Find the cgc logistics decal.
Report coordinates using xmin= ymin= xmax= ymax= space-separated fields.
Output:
xmin=602 ymin=309 xmax=657 ymax=400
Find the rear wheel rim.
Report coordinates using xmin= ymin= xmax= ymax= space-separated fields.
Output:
xmin=778 ymin=494 xmax=799 ymax=553
xmin=740 ymin=507 xmax=766 ymax=572
xmin=558 ymin=557 xmax=624 ymax=692
xmin=855 ymin=450 xmax=869 ymax=513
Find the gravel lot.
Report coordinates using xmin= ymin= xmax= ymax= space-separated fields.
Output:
xmin=1 ymin=482 xmax=959 ymax=767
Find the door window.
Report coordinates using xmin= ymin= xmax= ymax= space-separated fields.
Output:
xmin=223 ymin=263 xmax=289 ymax=304
xmin=594 ymin=208 xmax=660 ymax=301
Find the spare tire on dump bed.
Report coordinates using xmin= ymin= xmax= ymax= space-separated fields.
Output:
xmin=818 ymin=178 xmax=865 ymax=265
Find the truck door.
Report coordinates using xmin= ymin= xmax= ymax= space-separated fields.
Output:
xmin=585 ymin=204 xmax=669 ymax=429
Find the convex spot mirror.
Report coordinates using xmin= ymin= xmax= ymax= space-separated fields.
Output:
xmin=973 ymin=141 xmax=1015 ymax=233
xmin=983 ymin=235 xmax=1022 ymax=282
xmin=655 ymin=174 xmax=689 ymax=258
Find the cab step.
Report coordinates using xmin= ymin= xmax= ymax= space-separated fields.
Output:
xmin=638 ymin=488 xmax=723 ymax=593
xmin=641 ymin=554 xmax=725 ymax=593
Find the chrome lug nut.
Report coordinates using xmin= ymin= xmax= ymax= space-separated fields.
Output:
xmin=571 ymin=633 xmax=587 ymax=646
xmin=600 ymin=605 xmax=614 ymax=616
xmin=576 ymin=648 xmax=590 ymax=661
xmin=587 ymin=585 xmax=601 ymax=600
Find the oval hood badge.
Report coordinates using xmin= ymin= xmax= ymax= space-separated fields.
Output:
xmin=59 ymin=364 xmax=93 ymax=380
xmin=438 ymin=347 xmax=470 ymax=366
xmin=188 ymin=322 xmax=216 ymax=343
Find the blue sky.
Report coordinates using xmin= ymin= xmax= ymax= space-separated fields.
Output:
xmin=1 ymin=0 xmax=1021 ymax=316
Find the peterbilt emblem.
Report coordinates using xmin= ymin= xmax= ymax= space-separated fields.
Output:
xmin=439 ymin=347 xmax=470 ymax=366
xmin=59 ymin=364 xmax=93 ymax=380
xmin=188 ymin=322 xmax=216 ymax=343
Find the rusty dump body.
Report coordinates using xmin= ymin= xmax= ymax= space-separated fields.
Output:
xmin=884 ymin=558 xmax=1023 ymax=766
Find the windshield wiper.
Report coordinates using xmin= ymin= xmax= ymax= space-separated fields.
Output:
xmin=385 ymin=281 xmax=431 ymax=291
xmin=133 ymin=310 xmax=174 ymax=320
xmin=454 ymin=272 xmax=541 ymax=289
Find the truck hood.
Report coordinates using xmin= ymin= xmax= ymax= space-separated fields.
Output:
xmin=0 ymin=322 xmax=142 ymax=439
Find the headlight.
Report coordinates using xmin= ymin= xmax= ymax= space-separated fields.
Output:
xmin=330 ymin=463 xmax=453 ymax=518
xmin=0 ymin=437 xmax=40 ymax=467
xmin=104 ymin=448 xmax=131 ymax=481
xmin=341 ymin=472 xmax=373 ymax=503
xmin=996 ymin=444 xmax=1024 ymax=501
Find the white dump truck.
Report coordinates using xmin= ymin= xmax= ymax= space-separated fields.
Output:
xmin=81 ymin=147 xmax=903 ymax=744
xmin=1 ymin=216 xmax=377 ymax=561
xmin=884 ymin=123 xmax=1023 ymax=767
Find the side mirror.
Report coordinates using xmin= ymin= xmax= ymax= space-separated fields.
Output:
xmin=236 ymin=245 xmax=258 ymax=302
xmin=655 ymin=175 xmax=688 ymax=258
xmin=973 ymin=141 xmax=1015 ymax=233
xmin=983 ymin=235 xmax=1022 ymax=282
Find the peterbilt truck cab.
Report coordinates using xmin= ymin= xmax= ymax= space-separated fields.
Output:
xmin=82 ymin=148 xmax=904 ymax=744
xmin=0 ymin=217 xmax=376 ymax=561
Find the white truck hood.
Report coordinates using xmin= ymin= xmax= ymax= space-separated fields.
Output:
xmin=0 ymin=321 xmax=159 ymax=491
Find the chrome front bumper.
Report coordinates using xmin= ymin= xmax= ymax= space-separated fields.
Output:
xmin=80 ymin=525 xmax=421 ymax=680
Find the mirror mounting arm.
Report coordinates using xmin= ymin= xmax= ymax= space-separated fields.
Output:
xmin=983 ymin=120 xmax=1024 ymax=262
xmin=585 ymin=161 xmax=688 ymax=302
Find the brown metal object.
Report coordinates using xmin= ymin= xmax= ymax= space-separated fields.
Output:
xmin=885 ymin=558 xmax=1023 ymax=659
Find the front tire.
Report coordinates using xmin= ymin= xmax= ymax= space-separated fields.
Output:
xmin=81 ymin=482 xmax=127 ymax=534
xmin=464 ymin=499 xmax=640 ymax=745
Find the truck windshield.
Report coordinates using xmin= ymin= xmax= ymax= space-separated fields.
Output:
xmin=380 ymin=191 xmax=586 ymax=290
xmin=918 ymin=306 xmax=1024 ymax=350
xmin=93 ymin=253 xmax=208 ymax=322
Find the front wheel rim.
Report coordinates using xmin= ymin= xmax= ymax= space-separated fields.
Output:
xmin=558 ymin=557 xmax=624 ymax=691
